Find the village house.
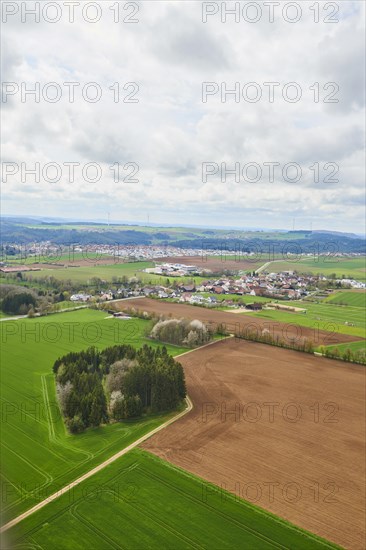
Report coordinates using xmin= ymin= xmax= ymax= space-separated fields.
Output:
xmin=70 ymin=293 xmax=91 ymax=302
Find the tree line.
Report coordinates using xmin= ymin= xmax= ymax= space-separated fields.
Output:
xmin=215 ymin=323 xmax=366 ymax=365
xmin=53 ymin=344 xmax=186 ymax=433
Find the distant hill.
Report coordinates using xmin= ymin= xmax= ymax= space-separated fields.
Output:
xmin=1 ymin=218 xmax=365 ymax=254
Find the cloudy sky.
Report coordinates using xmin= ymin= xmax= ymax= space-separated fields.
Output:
xmin=1 ymin=1 xmax=365 ymax=232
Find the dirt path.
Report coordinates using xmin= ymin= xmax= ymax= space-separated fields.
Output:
xmin=255 ymin=261 xmax=273 ymax=274
xmin=0 ymin=395 xmax=193 ymax=533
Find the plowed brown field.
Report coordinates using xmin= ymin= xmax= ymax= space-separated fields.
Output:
xmin=114 ymin=297 xmax=363 ymax=346
xmin=142 ymin=338 xmax=366 ymax=550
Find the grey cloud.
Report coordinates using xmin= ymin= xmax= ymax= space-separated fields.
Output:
xmin=318 ymin=23 xmax=365 ymax=112
xmin=149 ymin=8 xmax=232 ymax=72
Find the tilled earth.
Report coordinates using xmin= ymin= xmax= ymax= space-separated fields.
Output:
xmin=115 ymin=297 xmax=363 ymax=346
xmin=142 ymin=338 xmax=365 ymax=550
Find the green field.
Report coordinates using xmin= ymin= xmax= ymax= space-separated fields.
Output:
xmin=324 ymin=290 xmax=366 ymax=307
xmin=234 ymin=299 xmax=366 ymax=339
xmin=323 ymin=339 xmax=366 ymax=354
xmin=6 ymin=449 xmax=338 ymax=550
xmin=33 ymin=261 xmax=155 ymax=282
xmin=0 ymin=309 xmax=188 ymax=523
xmin=4 ymin=252 xmax=116 ymax=266
xmin=13 ymin=261 xmax=206 ymax=285
xmin=267 ymin=257 xmax=366 ymax=280
xmin=7 ymin=254 xmax=365 ymax=286
xmin=9 ymin=257 xmax=263 ymax=285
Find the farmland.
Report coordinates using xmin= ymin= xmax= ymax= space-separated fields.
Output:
xmin=324 ymin=290 xmax=366 ymax=307
xmin=239 ymin=299 xmax=366 ymax=339
xmin=24 ymin=261 xmax=155 ymax=283
xmin=0 ymin=309 xmax=187 ymax=522
xmin=325 ymin=339 xmax=366 ymax=355
xmin=34 ymin=258 xmax=269 ymax=286
xmin=5 ymin=449 xmax=338 ymax=550
xmin=114 ymin=297 xmax=363 ymax=346
xmin=267 ymin=257 xmax=366 ymax=280
xmin=1 ymin=281 xmax=365 ymax=549
xmin=158 ymin=255 xmax=263 ymax=272
xmin=143 ymin=338 xmax=366 ymax=550
xmin=1 ymin=261 xmax=207 ymax=285
xmin=3 ymin=252 xmax=117 ymax=267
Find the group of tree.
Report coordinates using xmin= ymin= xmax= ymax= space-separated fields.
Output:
xmin=150 ymin=318 xmax=212 ymax=347
xmin=53 ymin=344 xmax=186 ymax=433
xmin=55 ymin=347 xmax=108 ymax=432
xmin=0 ymin=285 xmax=38 ymax=315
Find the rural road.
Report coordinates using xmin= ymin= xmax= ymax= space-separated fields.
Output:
xmin=0 ymin=395 xmax=193 ymax=533
xmin=255 ymin=261 xmax=273 ymax=274
xmin=0 ymin=314 xmax=28 ymax=322
xmin=0 ymin=297 xmax=144 ymax=322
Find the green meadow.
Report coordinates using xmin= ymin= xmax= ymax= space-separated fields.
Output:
xmin=6 ymin=449 xmax=338 ymax=550
xmin=4 ymin=252 xmax=115 ymax=266
xmin=267 ymin=257 xmax=366 ymax=280
xmin=323 ymin=339 xmax=366 ymax=354
xmin=324 ymin=290 xmax=366 ymax=307
xmin=17 ymin=261 xmax=205 ymax=285
xmin=10 ymin=256 xmax=364 ymax=286
xmin=239 ymin=299 xmax=365 ymax=339
xmin=33 ymin=261 xmax=155 ymax=282
xmin=0 ymin=309 xmax=187 ymax=522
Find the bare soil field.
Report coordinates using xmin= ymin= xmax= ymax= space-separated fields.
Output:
xmin=114 ymin=297 xmax=363 ymax=346
xmin=158 ymin=255 xmax=261 ymax=272
xmin=142 ymin=338 xmax=366 ymax=550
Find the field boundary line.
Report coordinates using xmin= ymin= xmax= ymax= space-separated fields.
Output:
xmin=41 ymin=376 xmax=55 ymax=441
xmin=137 ymin=468 xmax=287 ymax=549
xmin=174 ymin=335 xmax=234 ymax=359
xmin=0 ymin=396 xmax=193 ymax=533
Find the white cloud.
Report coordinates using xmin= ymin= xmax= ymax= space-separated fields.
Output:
xmin=1 ymin=0 xmax=365 ymax=232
